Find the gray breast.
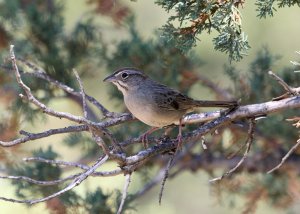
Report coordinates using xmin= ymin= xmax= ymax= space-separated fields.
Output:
xmin=124 ymin=87 xmax=184 ymax=127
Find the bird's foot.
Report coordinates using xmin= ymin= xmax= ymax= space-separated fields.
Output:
xmin=139 ymin=127 xmax=159 ymax=149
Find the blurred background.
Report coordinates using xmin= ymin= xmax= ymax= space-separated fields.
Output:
xmin=0 ymin=0 xmax=300 ymax=213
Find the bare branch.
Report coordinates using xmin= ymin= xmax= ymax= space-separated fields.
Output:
xmin=93 ymin=168 xmax=123 ymax=177
xmin=10 ymin=48 xmax=120 ymax=130
xmin=0 ymin=125 xmax=88 ymax=147
xmin=0 ymin=155 xmax=108 ymax=204
xmin=117 ymin=173 xmax=132 ymax=214
xmin=209 ymin=118 xmax=255 ymax=182
xmin=23 ymin=157 xmax=90 ymax=170
xmin=182 ymin=110 xmax=222 ymax=124
xmin=267 ymin=139 xmax=300 ymax=174
xmin=16 ymin=58 xmax=114 ymax=117
xmin=268 ymin=70 xmax=298 ymax=96
xmin=267 ymin=116 xmax=300 ymax=173
xmin=0 ymin=172 xmax=82 ymax=186
xmin=10 ymin=47 xmax=92 ymax=126
xmin=159 ymin=155 xmax=175 ymax=205
xmin=73 ymin=69 xmax=88 ymax=119
xmin=97 ymin=125 xmax=123 ymax=153
xmin=0 ymin=167 xmax=123 ymax=188
xmin=9 ymin=47 xmax=126 ymax=156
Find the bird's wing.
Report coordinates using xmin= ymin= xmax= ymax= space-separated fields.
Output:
xmin=151 ymin=83 xmax=195 ymax=111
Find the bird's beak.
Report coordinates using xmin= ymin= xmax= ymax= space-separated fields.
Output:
xmin=103 ymin=74 xmax=117 ymax=83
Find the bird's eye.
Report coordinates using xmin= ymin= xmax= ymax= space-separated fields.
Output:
xmin=121 ymin=72 xmax=129 ymax=79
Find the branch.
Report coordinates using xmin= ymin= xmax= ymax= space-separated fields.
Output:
xmin=269 ymin=70 xmax=300 ymax=100
xmin=9 ymin=51 xmax=92 ymax=127
xmin=0 ymin=125 xmax=88 ymax=147
xmin=159 ymin=155 xmax=175 ymax=204
xmin=209 ymin=118 xmax=255 ymax=182
xmin=117 ymin=173 xmax=131 ymax=214
xmin=73 ymin=69 xmax=88 ymax=119
xmin=23 ymin=157 xmax=90 ymax=170
xmin=132 ymin=141 xmax=198 ymax=200
xmin=16 ymin=59 xmax=114 ymax=118
xmin=124 ymin=96 xmax=300 ymax=166
xmin=0 ymin=171 xmax=89 ymax=186
xmin=0 ymin=155 xmax=108 ymax=204
xmin=268 ymin=71 xmax=297 ymax=96
xmin=9 ymin=46 xmax=127 ymax=157
xmin=267 ymin=138 xmax=300 ymax=173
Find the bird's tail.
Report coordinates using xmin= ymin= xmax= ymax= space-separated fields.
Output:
xmin=194 ymin=100 xmax=239 ymax=108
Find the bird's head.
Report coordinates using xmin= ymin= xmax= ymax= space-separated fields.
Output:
xmin=103 ymin=68 xmax=148 ymax=94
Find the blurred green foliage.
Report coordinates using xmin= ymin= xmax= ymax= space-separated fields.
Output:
xmin=0 ymin=0 xmax=103 ymax=122
xmin=10 ymin=146 xmax=62 ymax=198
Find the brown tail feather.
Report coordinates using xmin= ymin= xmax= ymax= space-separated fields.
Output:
xmin=194 ymin=100 xmax=238 ymax=108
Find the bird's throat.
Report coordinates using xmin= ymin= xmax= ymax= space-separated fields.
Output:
xmin=114 ymin=81 xmax=128 ymax=94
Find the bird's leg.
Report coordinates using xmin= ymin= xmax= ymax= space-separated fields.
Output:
xmin=176 ymin=118 xmax=183 ymax=151
xmin=140 ymin=127 xmax=159 ymax=148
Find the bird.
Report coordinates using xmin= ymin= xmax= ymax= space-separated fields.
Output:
xmin=103 ymin=68 xmax=238 ymax=148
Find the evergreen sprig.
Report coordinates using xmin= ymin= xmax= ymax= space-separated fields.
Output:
xmin=156 ymin=0 xmax=300 ymax=61
xmin=156 ymin=0 xmax=249 ymax=61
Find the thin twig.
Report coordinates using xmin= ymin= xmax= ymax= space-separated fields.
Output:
xmin=76 ymin=68 xmax=123 ymax=153
xmin=73 ymin=69 xmax=88 ymax=119
xmin=23 ymin=157 xmax=90 ymax=170
xmin=93 ymin=168 xmax=123 ymax=177
xmin=130 ymin=142 xmax=198 ymax=201
xmin=102 ymin=127 xmax=123 ymax=153
xmin=159 ymin=155 xmax=175 ymax=205
xmin=267 ymin=139 xmax=300 ymax=174
xmin=117 ymin=173 xmax=132 ymax=214
xmin=10 ymin=46 xmax=97 ymax=127
xmin=16 ymin=58 xmax=113 ymax=117
xmin=0 ymin=168 xmax=123 ymax=187
xmin=227 ymin=139 xmax=247 ymax=160
xmin=0 ymin=172 xmax=82 ymax=186
xmin=268 ymin=71 xmax=296 ymax=95
xmin=10 ymin=47 xmax=118 ymax=131
xmin=209 ymin=118 xmax=255 ymax=182
xmin=91 ymin=130 xmax=110 ymax=156
xmin=0 ymin=155 xmax=108 ymax=204
xmin=0 ymin=125 xmax=88 ymax=147
xmin=90 ymin=128 xmax=124 ymax=163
